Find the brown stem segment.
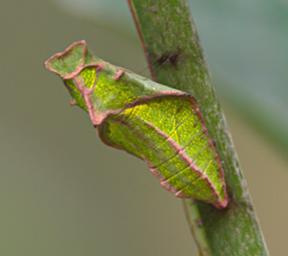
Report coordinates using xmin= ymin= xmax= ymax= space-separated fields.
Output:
xmin=127 ymin=0 xmax=269 ymax=255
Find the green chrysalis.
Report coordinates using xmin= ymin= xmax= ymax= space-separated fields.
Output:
xmin=45 ymin=41 xmax=228 ymax=208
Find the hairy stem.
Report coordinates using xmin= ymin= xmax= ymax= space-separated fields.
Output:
xmin=127 ymin=0 xmax=269 ymax=255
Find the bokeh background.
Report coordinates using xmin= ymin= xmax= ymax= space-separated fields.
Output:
xmin=1 ymin=0 xmax=287 ymax=255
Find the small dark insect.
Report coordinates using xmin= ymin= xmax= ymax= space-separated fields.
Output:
xmin=156 ymin=49 xmax=182 ymax=67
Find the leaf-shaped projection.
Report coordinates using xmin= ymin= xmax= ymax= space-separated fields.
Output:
xmin=45 ymin=41 xmax=228 ymax=208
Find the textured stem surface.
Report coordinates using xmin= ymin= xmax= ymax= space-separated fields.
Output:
xmin=127 ymin=0 xmax=269 ymax=255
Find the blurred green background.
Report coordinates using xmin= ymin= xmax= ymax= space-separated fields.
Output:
xmin=0 ymin=0 xmax=287 ymax=255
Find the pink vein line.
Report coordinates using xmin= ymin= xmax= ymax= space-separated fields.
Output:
xmin=73 ymin=76 xmax=97 ymax=124
xmin=113 ymin=117 xmax=180 ymax=195
xmin=143 ymin=120 xmax=220 ymax=199
xmin=152 ymin=129 xmax=205 ymax=169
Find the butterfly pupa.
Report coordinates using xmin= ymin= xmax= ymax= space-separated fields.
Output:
xmin=45 ymin=40 xmax=228 ymax=208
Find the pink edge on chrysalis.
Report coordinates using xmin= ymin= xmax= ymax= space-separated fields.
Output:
xmin=44 ymin=40 xmax=88 ymax=80
xmin=114 ymin=69 xmax=125 ymax=80
xmin=145 ymin=159 xmax=188 ymax=197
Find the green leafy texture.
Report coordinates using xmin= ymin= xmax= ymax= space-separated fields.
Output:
xmin=127 ymin=0 xmax=269 ymax=255
xmin=45 ymin=41 xmax=227 ymax=209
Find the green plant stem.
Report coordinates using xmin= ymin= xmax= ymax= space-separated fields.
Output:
xmin=127 ymin=0 xmax=269 ymax=255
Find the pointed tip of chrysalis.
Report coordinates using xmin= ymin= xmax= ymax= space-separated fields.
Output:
xmin=211 ymin=173 xmax=229 ymax=209
xmin=44 ymin=40 xmax=88 ymax=79
xmin=214 ymin=195 xmax=229 ymax=209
